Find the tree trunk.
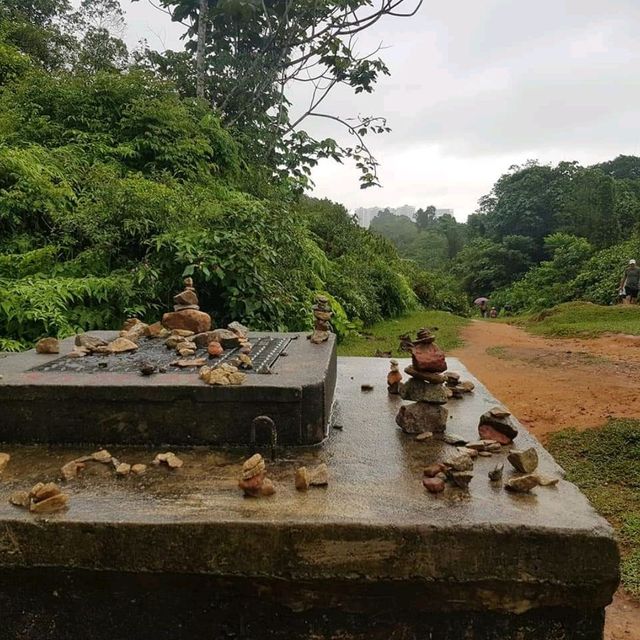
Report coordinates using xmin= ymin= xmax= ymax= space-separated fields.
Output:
xmin=196 ymin=0 xmax=208 ymax=99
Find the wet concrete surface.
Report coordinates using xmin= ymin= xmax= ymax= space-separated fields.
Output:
xmin=0 ymin=358 xmax=619 ymax=635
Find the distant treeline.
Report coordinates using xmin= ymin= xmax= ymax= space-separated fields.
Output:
xmin=370 ymin=157 xmax=640 ymax=311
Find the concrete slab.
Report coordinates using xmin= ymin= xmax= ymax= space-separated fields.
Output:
xmin=0 ymin=331 xmax=337 ymax=445
xmin=0 ymin=357 xmax=619 ymax=639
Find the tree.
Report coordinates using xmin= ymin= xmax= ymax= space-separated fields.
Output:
xmin=135 ymin=0 xmax=423 ymax=188
xmin=415 ymin=205 xmax=436 ymax=230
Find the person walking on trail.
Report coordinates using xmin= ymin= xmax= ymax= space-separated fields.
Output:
xmin=620 ymin=259 xmax=640 ymax=304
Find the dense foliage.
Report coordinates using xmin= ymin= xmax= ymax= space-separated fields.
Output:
xmin=370 ymin=158 xmax=640 ymax=312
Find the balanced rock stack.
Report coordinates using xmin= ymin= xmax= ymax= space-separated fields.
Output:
xmin=309 ymin=295 xmax=333 ymax=344
xmin=395 ymin=329 xmax=448 ymax=434
xmin=239 ymin=453 xmax=275 ymax=497
xmin=162 ymin=277 xmax=212 ymax=335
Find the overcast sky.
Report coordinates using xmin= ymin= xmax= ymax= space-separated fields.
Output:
xmin=119 ymin=0 xmax=640 ymax=220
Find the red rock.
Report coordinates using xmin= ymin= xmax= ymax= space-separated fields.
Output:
xmin=162 ymin=310 xmax=211 ymax=334
xmin=478 ymin=424 xmax=513 ymax=445
xmin=423 ymin=463 xmax=447 ymax=477
xmin=422 ymin=477 xmax=445 ymax=493
xmin=208 ymin=341 xmax=223 ymax=357
xmin=410 ymin=342 xmax=447 ymax=373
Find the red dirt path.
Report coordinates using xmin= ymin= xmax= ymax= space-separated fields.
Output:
xmin=451 ymin=320 xmax=640 ymax=640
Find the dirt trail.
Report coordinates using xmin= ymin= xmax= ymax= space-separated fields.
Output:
xmin=452 ymin=320 xmax=640 ymax=640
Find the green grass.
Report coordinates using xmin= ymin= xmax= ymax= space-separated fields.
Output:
xmin=337 ymin=310 xmax=469 ymax=357
xmin=547 ymin=420 xmax=640 ymax=596
xmin=517 ymin=301 xmax=640 ymax=338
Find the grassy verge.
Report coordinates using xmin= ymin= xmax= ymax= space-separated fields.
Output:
xmin=515 ymin=301 xmax=640 ymax=338
xmin=547 ymin=420 xmax=640 ymax=597
xmin=337 ymin=310 xmax=469 ymax=357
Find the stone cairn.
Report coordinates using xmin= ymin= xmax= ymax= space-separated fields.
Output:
xmin=395 ymin=328 xmax=448 ymax=435
xmin=309 ymin=295 xmax=332 ymax=344
xmin=387 ymin=359 xmax=402 ymax=394
xmin=162 ymin=277 xmax=212 ymax=335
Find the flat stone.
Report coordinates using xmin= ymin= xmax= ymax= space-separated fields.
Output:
xmin=415 ymin=431 xmax=433 ymax=441
xmin=404 ymin=367 xmax=446 ymax=384
xmin=399 ymin=378 xmax=448 ymax=404
xmin=173 ymin=289 xmax=199 ymax=307
xmin=444 ymin=371 xmax=460 ymax=385
xmin=441 ymin=433 xmax=467 ymax=446
xmin=505 ymin=474 xmax=540 ymax=493
xmin=396 ymin=402 xmax=448 ymax=434
xmin=490 ymin=407 xmax=511 ymax=419
xmin=457 ymin=446 xmax=478 ymax=459
xmin=30 ymin=493 xmax=68 ymax=514
xmin=75 ymin=334 xmax=108 ymax=350
xmin=535 ymin=473 xmax=560 ymax=487
xmin=35 ymin=338 xmax=59 ymax=354
xmin=91 ymin=449 xmax=112 ymax=463
xmin=162 ymin=310 xmax=211 ymax=334
xmin=508 ymin=448 xmax=539 ymax=474
xmin=98 ymin=337 xmax=138 ymax=354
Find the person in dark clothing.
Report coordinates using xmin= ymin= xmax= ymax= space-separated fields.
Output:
xmin=620 ymin=259 xmax=640 ymax=304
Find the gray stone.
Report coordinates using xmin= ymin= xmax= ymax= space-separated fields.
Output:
xmin=505 ymin=474 xmax=540 ymax=493
xmin=449 ymin=470 xmax=474 ymax=489
xmin=488 ymin=463 xmax=504 ymax=482
xmin=446 ymin=452 xmax=474 ymax=472
xmin=508 ymin=447 xmax=539 ymax=474
xmin=395 ymin=402 xmax=448 ymax=434
xmin=399 ymin=378 xmax=448 ymax=404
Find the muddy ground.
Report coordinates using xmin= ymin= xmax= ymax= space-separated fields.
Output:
xmin=452 ymin=320 xmax=640 ymax=640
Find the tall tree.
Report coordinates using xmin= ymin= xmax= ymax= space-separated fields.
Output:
xmin=135 ymin=0 xmax=423 ymax=188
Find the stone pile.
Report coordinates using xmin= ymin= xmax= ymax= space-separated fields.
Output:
xmin=162 ymin=277 xmax=212 ymax=334
xmin=10 ymin=482 xmax=69 ymax=514
xmin=309 ymin=295 xmax=333 ymax=344
xmin=444 ymin=371 xmax=475 ymax=398
xmin=239 ymin=453 xmax=275 ymax=497
xmin=387 ymin=359 xmax=402 ymax=394
xmin=199 ymin=363 xmax=247 ymax=386
xmin=395 ymin=329 xmax=448 ymax=435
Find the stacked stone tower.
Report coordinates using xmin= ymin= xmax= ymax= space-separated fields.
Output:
xmin=395 ymin=328 xmax=449 ymax=435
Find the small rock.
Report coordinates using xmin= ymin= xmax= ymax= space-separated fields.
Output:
xmin=478 ymin=410 xmax=518 ymax=442
xmin=0 ymin=453 xmax=10 ymax=475
xmin=459 ymin=380 xmax=475 ymax=392
xmin=505 ymin=474 xmax=540 ymax=493
xmin=98 ymin=337 xmax=138 ymax=354
xmin=131 ymin=464 xmax=147 ymax=475
xmin=486 ymin=442 xmax=502 ymax=452
xmin=423 ymin=463 xmax=447 ymax=478
xmin=208 ymin=341 xmax=223 ymax=357
xmin=178 ymin=347 xmax=196 ymax=357
xmin=361 ymin=384 xmax=374 ymax=392
xmin=9 ymin=491 xmax=30 ymax=508
xmin=295 ymin=467 xmax=310 ymax=491
xmin=208 ymin=329 xmax=240 ymax=349
xmin=449 ymin=470 xmax=473 ymax=489
xmin=465 ymin=441 xmax=487 ymax=451
xmin=120 ymin=320 xmax=149 ymax=342
xmin=60 ymin=460 xmax=84 ymax=481
xmin=446 ymin=452 xmax=473 ymax=472
xmin=35 ymin=337 xmax=60 ymax=354
xmin=441 ymin=433 xmax=468 ymax=446
xmin=139 ymin=362 xmax=156 ymax=376
xmin=488 ymin=463 xmax=504 ymax=482
xmin=309 ymin=463 xmax=329 ymax=486
xmin=116 ymin=463 xmax=131 ymax=476
xmin=153 ymin=452 xmax=183 ymax=469
xmin=415 ymin=431 xmax=433 ymax=441
xmin=534 ymin=473 xmax=560 ymax=487
xmin=67 ymin=347 xmax=89 ymax=358
xmin=30 ymin=493 xmax=69 ymax=514
xmin=507 ymin=447 xmax=539 ymax=474
xmin=91 ymin=449 xmax=112 ymax=464
xmin=242 ymin=453 xmax=266 ymax=480
xmin=31 ymin=482 xmax=62 ymax=502
xmin=422 ymin=476 xmax=445 ymax=493
xmin=478 ymin=451 xmax=493 ymax=457
xmin=444 ymin=371 xmax=460 ymax=386
xmin=457 ymin=446 xmax=478 ymax=459
xmin=490 ymin=407 xmax=511 ymax=418
xmin=173 ymin=358 xmax=207 ymax=368
xmin=144 ymin=322 xmax=165 ymax=338
xmin=228 ymin=321 xmax=249 ymax=338
xmin=260 ymin=478 xmax=276 ymax=497
xmin=75 ymin=334 xmax=108 ymax=350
